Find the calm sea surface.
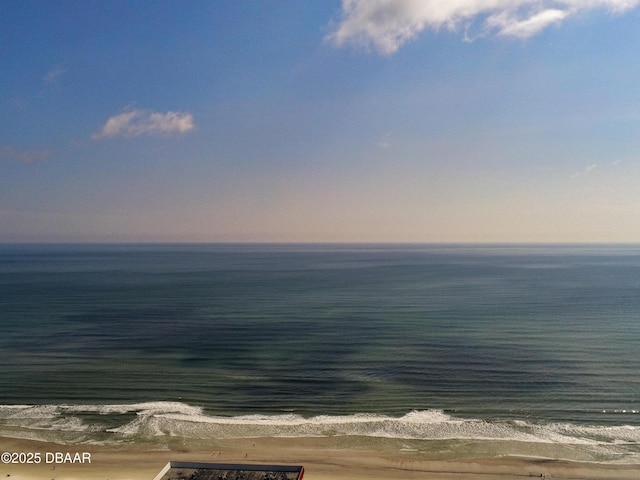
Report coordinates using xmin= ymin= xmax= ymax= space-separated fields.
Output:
xmin=1 ymin=244 xmax=639 ymax=459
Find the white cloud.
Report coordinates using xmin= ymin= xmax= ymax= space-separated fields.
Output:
xmin=43 ymin=65 xmax=67 ymax=85
xmin=378 ymin=131 xmax=393 ymax=148
xmin=327 ymin=0 xmax=640 ymax=54
xmin=0 ymin=145 xmax=51 ymax=164
xmin=486 ymin=8 xmax=569 ymax=38
xmin=571 ymin=163 xmax=597 ymax=178
xmin=93 ymin=109 xmax=195 ymax=140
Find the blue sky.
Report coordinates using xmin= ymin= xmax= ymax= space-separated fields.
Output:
xmin=2 ymin=0 xmax=640 ymax=242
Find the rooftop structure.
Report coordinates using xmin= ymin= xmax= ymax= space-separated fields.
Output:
xmin=152 ymin=462 xmax=304 ymax=480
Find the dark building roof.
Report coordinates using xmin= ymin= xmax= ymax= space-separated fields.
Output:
xmin=152 ymin=462 xmax=304 ymax=480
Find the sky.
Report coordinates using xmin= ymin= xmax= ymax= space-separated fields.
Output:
xmin=2 ymin=0 xmax=640 ymax=243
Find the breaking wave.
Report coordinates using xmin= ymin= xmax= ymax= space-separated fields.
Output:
xmin=1 ymin=402 xmax=639 ymax=462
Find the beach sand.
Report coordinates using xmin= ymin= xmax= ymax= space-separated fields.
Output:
xmin=1 ymin=435 xmax=638 ymax=480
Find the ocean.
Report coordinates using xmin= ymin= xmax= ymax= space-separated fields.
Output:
xmin=1 ymin=243 xmax=639 ymax=462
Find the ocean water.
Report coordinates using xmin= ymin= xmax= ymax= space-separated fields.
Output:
xmin=1 ymin=243 xmax=639 ymax=461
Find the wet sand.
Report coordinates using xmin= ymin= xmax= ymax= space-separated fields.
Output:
xmin=1 ymin=435 xmax=638 ymax=480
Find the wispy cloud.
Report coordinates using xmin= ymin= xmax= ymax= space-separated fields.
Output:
xmin=0 ymin=145 xmax=51 ymax=164
xmin=93 ymin=108 xmax=195 ymax=140
xmin=327 ymin=0 xmax=640 ymax=55
xmin=571 ymin=163 xmax=597 ymax=178
xmin=486 ymin=8 xmax=569 ymax=38
xmin=43 ymin=65 xmax=67 ymax=85
xmin=378 ymin=131 xmax=393 ymax=149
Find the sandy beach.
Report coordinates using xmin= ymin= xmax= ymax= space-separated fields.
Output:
xmin=1 ymin=436 xmax=638 ymax=480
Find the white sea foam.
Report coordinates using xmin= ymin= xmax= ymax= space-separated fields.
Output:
xmin=1 ymin=402 xmax=639 ymax=462
xmin=58 ymin=401 xmax=205 ymax=416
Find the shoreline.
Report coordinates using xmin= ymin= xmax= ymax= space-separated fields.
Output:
xmin=1 ymin=436 xmax=638 ymax=480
